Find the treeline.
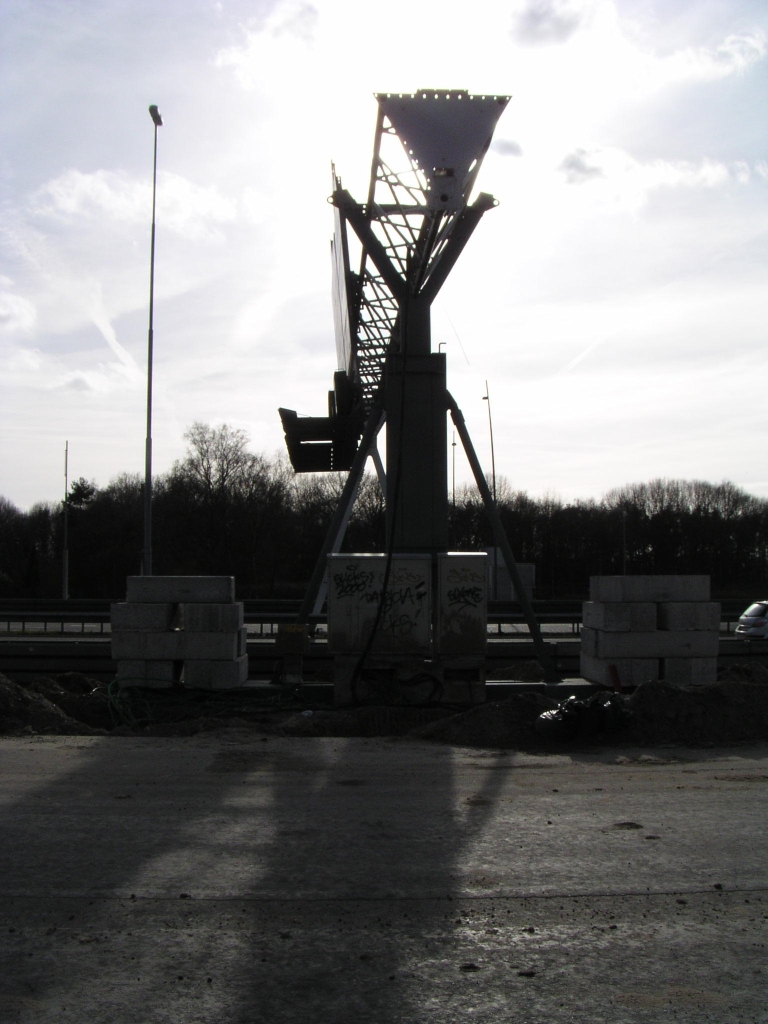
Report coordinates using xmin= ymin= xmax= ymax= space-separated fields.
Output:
xmin=2 ymin=423 xmax=767 ymax=599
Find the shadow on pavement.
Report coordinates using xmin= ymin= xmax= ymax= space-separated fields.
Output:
xmin=0 ymin=729 xmax=511 ymax=1022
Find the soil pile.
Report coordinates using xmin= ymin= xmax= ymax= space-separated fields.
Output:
xmin=410 ymin=692 xmax=560 ymax=749
xmin=0 ymin=672 xmax=105 ymax=736
xmin=410 ymin=666 xmax=768 ymax=750
xmin=23 ymin=672 xmax=113 ymax=730
xmin=626 ymin=676 xmax=768 ymax=746
xmin=2 ymin=664 xmax=768 ymax=748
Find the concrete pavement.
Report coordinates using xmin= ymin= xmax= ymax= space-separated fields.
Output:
xmin=1 ymin=732 xmax=766 ymax=1022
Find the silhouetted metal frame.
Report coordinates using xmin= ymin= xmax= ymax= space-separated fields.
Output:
xmin=447 ymin=391 xmax=561 ymax=683
xmin=296 ymin=404 xmax=386 ymax=626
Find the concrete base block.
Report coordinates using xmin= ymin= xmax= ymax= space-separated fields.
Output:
xmin=658 ymin=603 xmax=721 ymax=632
xmin=183 ymin=655 xmax=249 ymax=689
xmin=580 ymin=626 xmax=719 ymax=659
xmin=590 ymin=575 xmax=710 ymax=603
xmin=582 ymin=601 xmax=656 ymax=632
xmin=662 ymin=658 xmax=718 ymax=687
xmin=126 ymin=576 xmax=235 ymax=604
xmin=436 ymin=552 xmax=488 ymax=656
xmin=182 ymin=603 xmax=244 ymax=633
xmin=580 ymin=654 xmax=659 ymax=688
xmin=327 ymin=554 xmax=432 ymax=656
xmin=116 ymin=660 xmax=177 ymax=688
xmin=112 ymin=631 xmax=241 ymax=661
xmin=110 ymin=603 xmax=176 ymax=632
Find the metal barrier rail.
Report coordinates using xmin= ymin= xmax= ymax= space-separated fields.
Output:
xmin=0 ymin=599 xmax=750 ymax=637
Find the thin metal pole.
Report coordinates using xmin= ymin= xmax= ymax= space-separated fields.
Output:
xmin=622 ymin=510 xmax=627 ymax=575
xmin=143 ymin=106 xmax=162 ymax=576
xmin=483 ymin=380 xmax=497 ymax=504
xmin=62 ymin=440 xmax=69 ymax=600
xmin=483 ymin=380 xmax=497 ymax=597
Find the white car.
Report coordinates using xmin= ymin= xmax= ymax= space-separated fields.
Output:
xmin=735 ymin=601 xmax=768 ymax=639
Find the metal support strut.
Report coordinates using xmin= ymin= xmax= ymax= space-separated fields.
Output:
xmin=296 ymin=404 xmax=385 ymax=626
xmin=446 ymin=391 xmax=561 ymax=683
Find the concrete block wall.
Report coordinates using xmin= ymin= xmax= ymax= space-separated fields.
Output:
xmin=581 ymin=576 xmax=720 ymax=689
xmin=112 ymin=576 xmax=247 ymax=689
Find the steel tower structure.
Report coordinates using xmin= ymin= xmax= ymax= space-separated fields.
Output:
xmin=279 ymin=91 xmax=559 ymax=686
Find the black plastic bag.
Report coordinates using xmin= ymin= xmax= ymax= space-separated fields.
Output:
xmin=536 ymin=691 xmax=629 ymax=741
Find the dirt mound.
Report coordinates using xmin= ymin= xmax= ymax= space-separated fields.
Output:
xmin=408 ymin=675 xmax=768 ymax=750
xmin=626 ymin=677 xmax=768 ymax=746
xmin=717 ymin=662 xmax=768 ymax=685
xmin=411 ymin=692 xmax=560 ymax=749
xmin=281 ymin=705 xmax=453 ymax=738
xmin=23 ymin=674 xmax=113 ymax=730
xmin=0 ymin=672 xmax=105 ymax=736
xmin=3 ymin=665 xmax=768 ymax=748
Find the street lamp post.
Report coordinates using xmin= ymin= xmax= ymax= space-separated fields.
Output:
xmin=143 ymin=103 xmax=162 ymax=576
xmin=62 ymin=440 xmax=69 ymax=599
xmin=482 ymin=380 xmax=497 ymax=504
xmin=482 ymin=380 xmax=497 ymax=599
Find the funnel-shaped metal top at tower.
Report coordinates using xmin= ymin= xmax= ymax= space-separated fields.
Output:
xmin=376 ymin=90 xmax=510 ymax=211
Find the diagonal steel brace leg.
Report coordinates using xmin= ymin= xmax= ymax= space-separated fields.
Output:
xmin=447 ymin=391 xmax=561 ymax=683
xmin=297 ymin=404 xmax=385 ymax=626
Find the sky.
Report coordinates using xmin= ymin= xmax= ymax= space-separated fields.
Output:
xmin=1 ymin=0 xmax=767 ymax=511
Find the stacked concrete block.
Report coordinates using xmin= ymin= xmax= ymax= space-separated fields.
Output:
xmin=112 ymin=576 xmax=248 ymax=689
xmin=581 ymin=576 xmax=720 ymax=689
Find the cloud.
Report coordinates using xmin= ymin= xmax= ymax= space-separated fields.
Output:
xmin=558 ymin=148 xmax=603 ymax=183
xmin=79 ymin=277 xmax=140 ymax=378
xmin=216 ymin=1 xmax=320 ymax=88
xmin=0 ymin=333 xmax=135 ymax=396
xmin=493 ymin=139 xmax=524 ymax=157
xmin=1 ymin=212 xmax=143 ymax=380
xmin=554 ymin=147 xmax=736 ymax=210
xmin=2 ymin=345 xmax=43 ymax=374
xmin=0 ymin=286 xmax=37 ymax=334
xmin=552 ymin=337 xmax=605 ymax=375
xmin=512 ymin=0 xmax=587 ymax=46
xmin=620 ymin=29 xmax=766 ymax=97
xmin=274 ymin=1 xmax=318 ymax=43
xmin=29 ymin=169 xmax=237 ymax=242
xmin=690 ymin=31 xmax=766 ymax=80
xmin=58 ymin=372 xmax=94 ymax=392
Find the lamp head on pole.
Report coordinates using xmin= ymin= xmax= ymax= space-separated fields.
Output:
xmin=149 ymin=105 xmax=163 ymax=127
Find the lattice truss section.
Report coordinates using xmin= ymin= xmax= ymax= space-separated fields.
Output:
xmin=350 ymin=118 xmax=468 ymax=405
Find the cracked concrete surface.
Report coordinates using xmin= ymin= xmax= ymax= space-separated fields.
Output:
xmin=1 ymin=734 xmax=766 ymax=1022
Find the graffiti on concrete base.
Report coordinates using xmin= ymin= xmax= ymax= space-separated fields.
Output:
xmin=447 ymin=585 xmax=483 ymax=610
